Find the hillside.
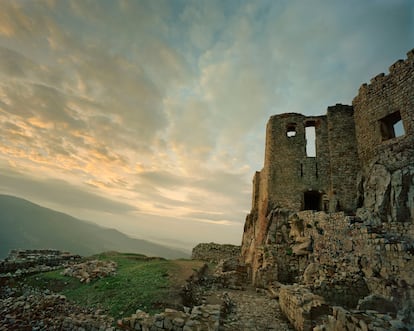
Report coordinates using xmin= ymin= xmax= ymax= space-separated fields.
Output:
xmin=25 ymin=252 xmax=205 ymax=316
xmin=0 ymin=195 xmax=189 ymax=259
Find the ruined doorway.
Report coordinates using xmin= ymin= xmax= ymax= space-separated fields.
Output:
xmin=303 ymin=191 xmax=322 ymax=211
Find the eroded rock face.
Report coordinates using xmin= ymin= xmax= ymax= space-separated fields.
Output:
xmin=363 ymin=163 xmax=391 ymax=216
xmin=360 ymin=163 xmax=414 ymax=223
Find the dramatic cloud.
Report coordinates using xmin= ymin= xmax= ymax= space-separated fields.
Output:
xmin=0 ymin=0 xmax=412 ymax=249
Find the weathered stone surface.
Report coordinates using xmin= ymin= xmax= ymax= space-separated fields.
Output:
xmin=302 ymin=263 xmax=319 ymax=285
xmin=363 ymin=163 xmax=391 ymax=216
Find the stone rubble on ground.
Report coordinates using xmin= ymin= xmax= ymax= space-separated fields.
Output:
xmin=118 ymin=304 xmax=221 ymax=331
xmin=0 ymin=288 xmax=113 ymax=331
xmin=61 ymin=259 xmax=117 ymax=283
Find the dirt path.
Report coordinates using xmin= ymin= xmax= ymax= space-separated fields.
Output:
xmin=204 ymin=287 xmax=294 ymax=331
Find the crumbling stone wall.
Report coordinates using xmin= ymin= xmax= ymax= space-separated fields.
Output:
xmin=191 ymin=243 xmax=240 ymax=263
xmin=262 ymin=210 xmax=414 ymax=328
xmin=0 ymin=249 xmax=81 ymax=276
xmin=279 ymin=285 xmax=331 ymax=331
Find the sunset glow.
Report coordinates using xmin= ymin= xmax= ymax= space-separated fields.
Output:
xmin=0 ymin=0 xmax=412 ymax=251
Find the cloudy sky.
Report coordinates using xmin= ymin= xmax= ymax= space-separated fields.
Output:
xmin=0 ymin=0 xmax=412 ymax=251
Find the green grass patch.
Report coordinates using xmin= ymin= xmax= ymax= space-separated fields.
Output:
xmin=26 ymin=252 xmax=199 ymax=317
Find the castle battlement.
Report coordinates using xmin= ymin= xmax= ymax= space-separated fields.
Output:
xmin=357 ymin=48 xmax=414 ymax=96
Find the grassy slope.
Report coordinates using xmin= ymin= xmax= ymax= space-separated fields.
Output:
xmin=26 ymin=252 xmax=204 ymax=317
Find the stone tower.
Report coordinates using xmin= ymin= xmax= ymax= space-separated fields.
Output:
xmin=252 ymin=105 xmax=359 ymax=219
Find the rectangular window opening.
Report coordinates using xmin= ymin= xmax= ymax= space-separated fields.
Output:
xmin=380 ymin=111 xmax=405 ymax=141
xmin=305 ymin=125 xmax=316 ymax=157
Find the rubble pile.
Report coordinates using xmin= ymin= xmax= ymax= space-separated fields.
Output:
xmin=118 ymin=305 xmax=221 ymax=331
xmin=0 ymin=290 xmax=113 ymax=330
xmin=61 ymin=259 xmax=117 ymax=283
xmin=315 ymin=306 xmax=408 ymax=331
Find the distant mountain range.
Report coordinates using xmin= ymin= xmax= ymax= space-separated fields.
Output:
xmin=0 ymin=194 xmax=189 ymax=259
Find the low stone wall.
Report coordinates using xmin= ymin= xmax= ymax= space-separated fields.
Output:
xmin=118 ymin=304 xmax=221 ymax=331
xmin=279 ymin=285 xmax=331 ymax=331
xmin=191 ymin=243 xmax=240 ymax=264
xmin=0 ymin=249 xmax=82 ymax=277
xmin=0 ymin=249 xmax=81 ymax=275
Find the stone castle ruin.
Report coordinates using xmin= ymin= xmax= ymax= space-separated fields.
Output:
xmin=241 ymin=49 xmax=414 ymax=329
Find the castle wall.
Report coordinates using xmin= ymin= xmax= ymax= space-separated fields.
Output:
xmin=191 ymin=243 xmax=240 ymax=263
xmin=353 ymin=49 xmax=414 ymax=171
xmin=353 ymin=49 xmax=414 ymax=224
xmin=326 ymin=104 xmax=360 ymax=213
xmin=263 ymin=113 xmax=331 ymax=212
